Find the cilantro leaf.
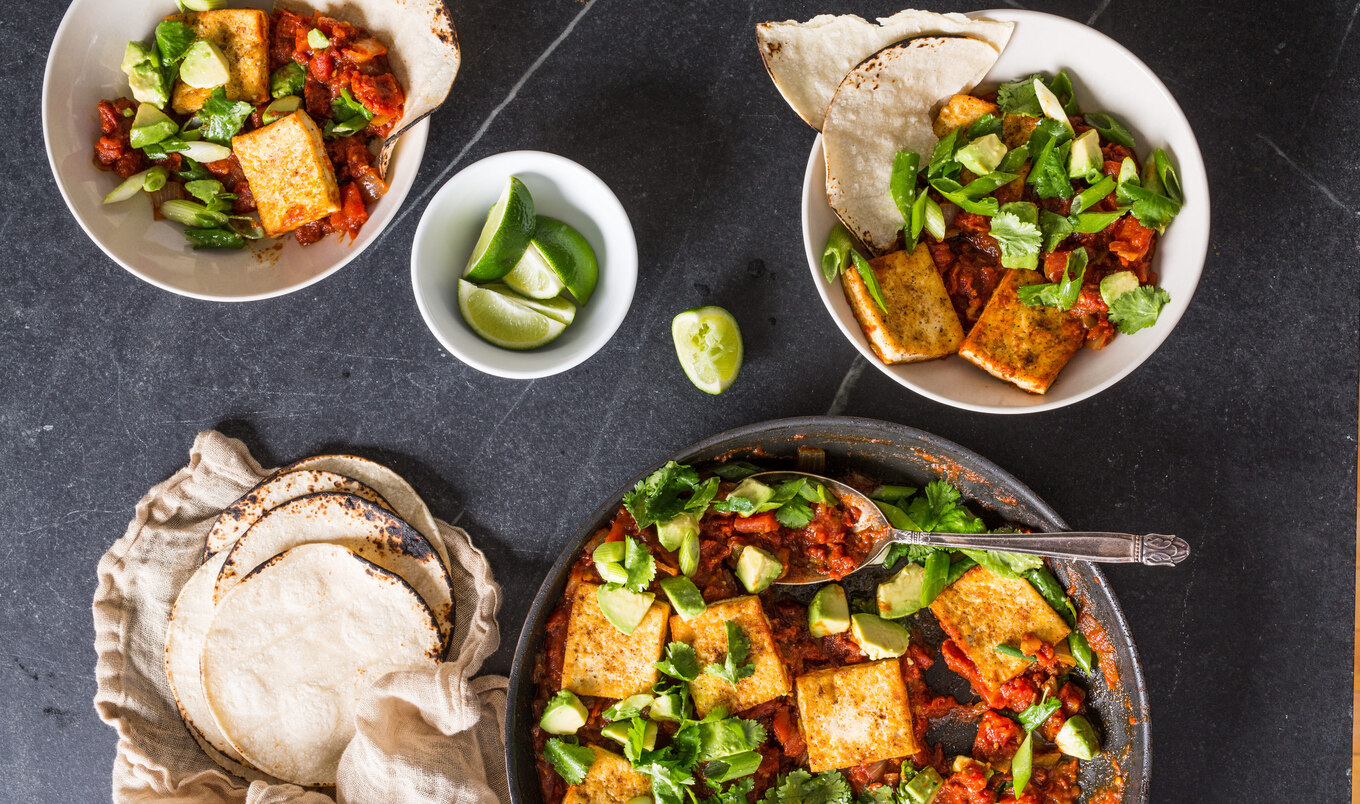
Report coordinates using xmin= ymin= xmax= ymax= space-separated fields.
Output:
xmin=706 ymin=622 xmax=755 ymax=686
xmin=990 ymin=205 xmax=1042 ymax=270
xmin=1017 ymin=248 xmax=1088 ymax=311
xmin=624 ymin=536 xmax=657 ymax=593
xmin=1083 ymin=112 xmax=1135 ymax=148
xmin=1122 ymin=182 xmax=1182 ymax=231
xmin=1107 ymin=285 xmax=1170 ymax=334
xmin=656 ymin=641 xmax=702 ymax=681
xmin=1039 ymin=209 xmax=1074 ymax=252
xmin=200 ymin=88 xmax=254 ymax=145
xmin=635 ymin=758 xmax=696 ymax=804
xmin=544 ymin=738 xmax=595 ymax=785
xmin=775 ymin=499 xmax=814 ymax=528
xmin=703 ymin=751 xmax=762 ymax=783
xmin=705 ymin=776 xmax=756 ymax=804
xmin=711 ymin=462 xmax=762 ymax=481
xmin=1017 ymin=696 xmax=1063 ymax=731
xmin=624 ymin=716 xmax=650 ymax=762
xmin=324 ymin=88 xmax=374 ymax=139
xmin=763 ymin=769 xmax=854 ymax=804
xmin=996 ymin=73 xmax=1045 ymax=116
xmin=624 ymin=462 xmax=706 ymax=528
xmin=154 ymin=20 xmax=196 ymax=65
xmin=698 ymin=716 xmax=767 ymax=761
xmin=1032 ymin=140 xmax=1073 ymax=199
xmin=966 ymin=113 xmax=1003 ymax=140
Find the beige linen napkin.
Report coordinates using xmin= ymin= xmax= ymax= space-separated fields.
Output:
xmin=93 ymin=431 xmax=509 ymax=804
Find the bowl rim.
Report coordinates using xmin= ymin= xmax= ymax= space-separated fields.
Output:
xmin=409 ymin=149 xmax=638 ymax=379
xmin=799 ymin=8 xmax=1211 ymax=414
xmin=502 ymin=415 xmax=1151 ymax=803
xmin=41 ymin=0 xmax=430 ymax=303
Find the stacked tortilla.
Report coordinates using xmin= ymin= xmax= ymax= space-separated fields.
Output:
xmin=164 ymin=455 xmax=457 ymax=788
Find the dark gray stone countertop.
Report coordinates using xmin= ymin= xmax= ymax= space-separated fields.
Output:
xmin=1 ymin=0 xmax=1357 ymax=801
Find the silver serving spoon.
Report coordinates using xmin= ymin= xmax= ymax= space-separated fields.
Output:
xmin=746 ymin=471 xmax=1191 ymax=585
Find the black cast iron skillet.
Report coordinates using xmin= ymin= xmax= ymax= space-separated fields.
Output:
xmin=505 ymin=416 xmax=1150 ymax=803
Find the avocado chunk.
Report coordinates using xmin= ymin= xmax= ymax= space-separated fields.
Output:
xmin=657 ymin=512 xmax=700 ymax=551
xmin=596 ymin=585 xmax=656 ymax=635
xmin=735 ymin=545 xmax=782 ymax=593
xmin=121 ymin=41 xmax=169 ymax=107
xmin=850 ymin=613 xmax=910 ymax=659
xmin=262 ymin=95 xmax=302 ymax=126
xmin=808 ymin=584 xmax=850 ymax=637
xmin=1099 ymin=271 xmax=1140 ymax=306
xmin=678 ymin=531 xmax=700 ymax=577
xmin=1054 ymin=715 xmax=1101 ymax=760
xmin=179 ymin=40 xmax=231 ymax=89
xmin=956 ymin=133 xmax=1007 ymax=176
xmin=649 ymin=690 xmax=686 ymax=722
xmin=128 ymin=103 xmax=178 ymax=149
xmin=1068 ymin=129 xmax=1102 ymax=179
xmin=900 ymin=766 xmax=943 ymax=803
xmin=539 ymin=690 xmax=588 ymax=735
xmin=658 ymin=575 xmax=707 ymax=621
xmin=877 ymin=563 xmax=926 ymax=619
xmin=727 ymin=478 xmax=775 ymax=511
xmin=602 ymin=719 xmax=657 ymax=751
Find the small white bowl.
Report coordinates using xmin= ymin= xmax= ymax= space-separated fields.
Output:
xmin=801 ymin=9 xmax=1210 ymax=414
xmin=411 ymin=151 xmax=637 ymax=379
xmin=41 ymin=0 xmax=428 ymax=302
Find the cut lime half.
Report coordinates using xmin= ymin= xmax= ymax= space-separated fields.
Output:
xmin=502 ymin=243 xmax=566 ymax=299
xmin=464 ymin=177 xmax=535 ymax=281
xmin=458 ymin=280 xmax=567 ymax=350
xmin=531 ymin=217 xmax=599 ymax=306
xmin=671 ymin=306 xmax=742 ymax=394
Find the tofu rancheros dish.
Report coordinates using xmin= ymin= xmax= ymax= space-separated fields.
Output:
xmin=758 ymin=11 xmax=1186 ymax=394
xmin=94 ymin=1 xmax=459 ymax=250
xmin=531 ymin=461 xmax=1111 ymax=804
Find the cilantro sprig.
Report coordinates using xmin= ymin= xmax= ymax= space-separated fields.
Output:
xmin=656 ymin=641 xmax=702 ymax=681
xmin=1017 ymin=248 xmax=1089 ymax=311
xmin=544 ymin=737 xmax=595 ymax=784
xmin=705 ymin=622 xmax=755 ymax=686
xmin=624 ymin=462 xmax=720 ymax=529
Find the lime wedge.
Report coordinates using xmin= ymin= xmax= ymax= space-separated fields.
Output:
xmin=481 ymin=282 xmax=576 ymax=325
xmin=531 ymin=217 xmax=599 ymax=306
xmin=464 ymin=177 xmax=535 ymax=281
xmin=180 ymin=41 xmax=231 ymax=89
xmin=671 ymin=306 xmax=742 ymax=394
xmin=458 ymin=280 xmax=567 ymax=350
xmin=501 ymin=243 xmax=567 ymax=299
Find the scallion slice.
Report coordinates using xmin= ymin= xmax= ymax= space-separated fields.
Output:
xmin=159 ymin=199 xmax=228 ymax=228
xmin=179 ymin=140 xmax=231 ymax=163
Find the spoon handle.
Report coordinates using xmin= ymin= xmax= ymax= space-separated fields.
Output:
xmin=888 ymin=530 xmax=1191 ymax=566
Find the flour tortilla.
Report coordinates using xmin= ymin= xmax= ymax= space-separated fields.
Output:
xmin=214 ymin=492 xmax=455 ymax=650
xmin=275 ymin=0 xmax=460 ymax=174
xmin=824 ymin=37 xmax=1000 ymax=254
xmin=757 ymin=9 xmax=1013 ymax=129
xmin=203 ymin=469 xmax=394 ymax=560
xmin=164 ymin=551 xmax=284 ymax=785
xmin=201 ymin=543 xmax=442 ymax=787
xmin=285 ymin=453 xmax=452 ymax=575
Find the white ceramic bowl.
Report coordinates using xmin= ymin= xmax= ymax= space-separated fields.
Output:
xmin=411 ymin=151 xmax=637 ymax=379
xmin=802 ymin=9 xmax=1210 ymax=413
xmin=42 ymin=0 xmax=428 ymax=302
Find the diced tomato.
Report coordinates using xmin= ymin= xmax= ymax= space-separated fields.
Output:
xmin=1108 ymin=216 xmax=1155 ymax=266
xmin=1043 ymin=250 xmax=1071 ymax=283
xmin=1057 ymin=681 xmax=1085 ymax=716
xmin=999 ymin=674 xmax=1039 ymax=712
xmin=733 ymin=512 xmax=780 ymax=534
xmin=973 ymin=710 xmax=1024 ymax=764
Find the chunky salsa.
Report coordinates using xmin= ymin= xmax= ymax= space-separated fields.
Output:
xmin=530 ymin=460 xmax=1110 ymax=804
xmin=94 ymin=5 xmax=404 ymax=249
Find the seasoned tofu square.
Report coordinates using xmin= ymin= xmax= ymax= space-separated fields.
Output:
xmin=560 ymin=583 xmax=670 ymax=700
xmin=957 ymin=268 xmax=1084 ymax=394
xmin=232 ymin=112 xmax=341 ymax=237
xmin=166 ymin=9 xmax=270 ymax=114
xmin=561 ymin=747 xmax=651 ymax=804
xmin=929 ymin=566 xmax=1072 ymax=707
xmin=1002 ymin=113 xmax=1041 ymax=149
xmin=843 ymin=248 xmax=964 ymax=365
xmin=933 ymin=93 xmax=999 ymax=138
xmin=795 ymin=659 xmax=920 ymax=772
xmin=669 ymin=595 xmax=791 ymax=717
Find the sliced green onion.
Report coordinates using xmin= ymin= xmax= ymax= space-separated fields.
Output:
xmin=1152 ymin=148 xmax=1183 ymax=203
xmin=993 ymin=644 xmax=1032 ymax=661
xmin=183 ymin=227 xmax=245 ymax=249
xmin=678 ymin=531 xmax=699 ymax=577
xmin=909 ymin=190 xmax=928 ymax=245
xmin=923 ymin=196 xmax=946 ymax=241
xmin=227 ymin=216 xmax=265 ymax=240
xmin=945 ymin=556 xmax=977 ymax=585
xmin=821 ymin=223 xmax=853 ymax=282
xmin=1012 ymin=733 xmax=1034 ymax=795
xmin=1068 ymin=632 xmax=1095 ymax=675
xmin=159 ymin=199 xmax=227 ymax=228
xmin=849 ymin=250 xmax=887 ymax=313
xmin=1082 ymin=112 xmax=1135 ymax=148
xmin=262 ymin=95 xmax=302 ymax=125
xmin=141 ymin=165 xmax=169 ymax=193
xmin=871 ymin=484 xmax=916 ymax=503
xmin=102 ymin=168 xmax=158 ymax=204
xmin=597 ymin=561 xmax=628 ymax=585
xmin=177 ymin=0 xmax=227 ymax=10
xmin=919 ymin=551 xmax=949 ymax=607
xmin=1024 ymin=568 xmax=1079 ymax=628
xmin=1073 ymin=209 xmax=1127 ymax=233
xmin=593 ymin=541 xmax=625 ymax=564
xmin=179 ymin=140 xmax=231 ymax=163
xmin=307 ymin=28 xmax=330 ymax=49
xmin=1070 ymin=176 xmax=1115 ymax=214
xmin=890 ymin=150 xmax=921 ymax=227
xmin=930 ymin=178 xmax=999 ymax=216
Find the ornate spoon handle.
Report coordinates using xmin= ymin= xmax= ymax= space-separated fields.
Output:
xmin=875 ymin=530 xmax=1191 ymax=566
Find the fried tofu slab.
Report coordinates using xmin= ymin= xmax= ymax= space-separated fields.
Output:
xmin=929 ymin=566 xmax=1072 ymax=706
xmin=561 ymin=748 xmax=651 ymax=804
xmin=232 ymin=112 xmax=342 ymax=237
xmin=560 ymin=583 xmax=670 ymax=700
xmin=669 ymin=595 xmax=791 ymax=717
xmin=933 ymin=93 xmax=999 ymax=138
xmin=795 ymin=658 xmax=920 ymax=772
xmin=843 ymin=248 xmax=964 ymax=364
xmin=957 ymin=269 xmax=1084 ymax=394
xmin=166 ymin=9 xmax=270 ymax=114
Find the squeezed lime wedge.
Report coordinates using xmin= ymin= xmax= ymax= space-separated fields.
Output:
xmin=458 ymin=280 xmax=566 ymax=350
xmin=671 ymin=306 xmax=742 ymax=394
xmin=464 ymin=177 xmax=535 ymax=281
